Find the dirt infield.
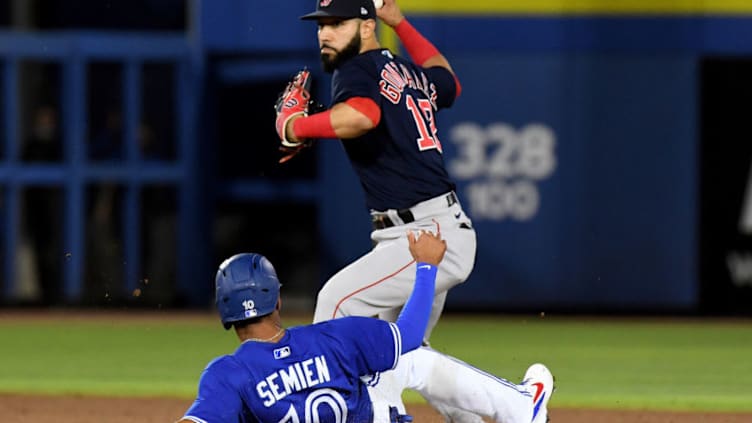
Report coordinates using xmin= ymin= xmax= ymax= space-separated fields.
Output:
xmin=2 ymin=394 xmax=751 ymax=423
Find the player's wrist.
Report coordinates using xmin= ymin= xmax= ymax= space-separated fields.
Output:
xmin=392 ymin=16 xmax=408 ymax=30
xmin=284 ymin=113 xmax=305 ymax=144
xmin=385 ymin=14 xmax=406 ymax=28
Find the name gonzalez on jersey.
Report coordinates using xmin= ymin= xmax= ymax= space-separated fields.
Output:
xmin=256 ymin=355 xmax=332 ymax=407
xmin=379 ymin=52 xmax=438 ymax=108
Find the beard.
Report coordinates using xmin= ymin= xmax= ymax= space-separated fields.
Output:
xmin=320 ymin=32 xmax=362 ymax=73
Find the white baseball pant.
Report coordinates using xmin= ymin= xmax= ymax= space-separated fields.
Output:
xmin=313 ymin=191 xmax=477 ymax=341
xmin=367 ymin=347 xmax=534 ymax=423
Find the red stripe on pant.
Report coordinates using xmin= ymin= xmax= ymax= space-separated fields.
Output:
xmin=331 ymin=259 xmax=416 ymax=319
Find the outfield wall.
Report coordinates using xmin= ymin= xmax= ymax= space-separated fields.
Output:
xmin=1 ymin=1 xmax=750 ymax=312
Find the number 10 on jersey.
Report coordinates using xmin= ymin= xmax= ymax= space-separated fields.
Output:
xmin=406 ymin=94 xmax=442 ymax=153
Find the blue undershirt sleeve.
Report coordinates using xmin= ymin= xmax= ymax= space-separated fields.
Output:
xmin=395 ymin=262 xmax=438 ymax=353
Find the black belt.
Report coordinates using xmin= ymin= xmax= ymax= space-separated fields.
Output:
xmin=372 ymin=192 xmax=457 ymax=230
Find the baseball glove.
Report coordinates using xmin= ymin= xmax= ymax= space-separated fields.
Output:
xmin=274 ymin=69 xmax=324 ymax=163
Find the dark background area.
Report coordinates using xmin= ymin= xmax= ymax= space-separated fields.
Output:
xmin=0 ymin=1 xmax=321 ymax=308
xmin=10 ymin=0 xmax=185 ymax=30
xmin=699 ymin=57 xmax=752 ymax=313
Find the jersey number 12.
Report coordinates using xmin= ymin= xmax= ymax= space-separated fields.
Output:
xmin=406 ymin=94 xmax=442 ymax=153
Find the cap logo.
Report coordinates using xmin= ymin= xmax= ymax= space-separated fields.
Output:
xmin=361 ymin=6 xmax=367 ymax=15
xmin=320 ymin=0 xmax=333 ymax=6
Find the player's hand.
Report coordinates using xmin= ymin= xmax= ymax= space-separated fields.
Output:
xmin=275 ymin=69 xmax=312 ymax=147
xmin=376 ymin=0 xmax=405 ymax=28
xmin=407 ymin=230 xmax=446 ymax=266
xmin=274 ymin=69 xmax=325 ymax=163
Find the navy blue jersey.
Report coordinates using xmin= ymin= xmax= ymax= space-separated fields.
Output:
xmin=183 ymin=317 xmax=401 ymax=423
xmin=331 ymin=49 xmax=457 ymax=211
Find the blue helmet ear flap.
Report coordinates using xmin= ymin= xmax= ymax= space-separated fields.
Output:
xmin=215 ymin=253 xmax=281 ymax=329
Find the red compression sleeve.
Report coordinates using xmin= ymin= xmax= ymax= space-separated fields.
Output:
xmin=345 ymin=97 xmax=381 ymax=126
xmin=293 ymin=98 xmax=381 ymax=139
xmin=292 ymin=110 xmax=337 ymax=139
xmin=394 ymin=19 xmax=440 ymax=66
xmin=395 ymin=19 xmax=461 ymax=98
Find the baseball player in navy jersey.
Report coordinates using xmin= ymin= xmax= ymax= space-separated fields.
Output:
xmin=272 ymin=0 xmax=481 ymax=421
xmin=177 ymin=232 xmax=554 ymax=423
xmin=272 ymin=1 xmax=555 ymax=422
xmin=276 ymin=0 xmax=528 ymax=423
xmin=276 ymin=0 xmax=475 ymax=344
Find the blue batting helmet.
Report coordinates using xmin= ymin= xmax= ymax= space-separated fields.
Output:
xmin=215 ymin=253 xmax=281 ymax=330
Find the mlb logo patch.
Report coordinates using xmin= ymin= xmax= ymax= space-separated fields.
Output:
xmin=244 ymin=309 xmax=258 ymax=318
xmin=274 ymin=346 xmax=291 ymax=359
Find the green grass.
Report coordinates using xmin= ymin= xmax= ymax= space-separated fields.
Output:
xmin=1 ymin=313 xmax=750 ymax=412
xmin=422 ymin=316 xmax=752 ymax=412
xmin=0 ymin=316 xmax=244 ymax=397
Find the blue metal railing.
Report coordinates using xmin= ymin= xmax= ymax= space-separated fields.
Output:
xmin=0 ymin=32 xmax=203 ymax=303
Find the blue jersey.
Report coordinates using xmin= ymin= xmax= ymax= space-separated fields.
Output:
xmin=331 ymin=49 xmax=457 ymax=211
xmin=183 ymin=317 xmax=401 ymax=423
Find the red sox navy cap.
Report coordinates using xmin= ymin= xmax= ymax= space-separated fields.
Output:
xmin=301 ymin=0 xmax=376 ymax=20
